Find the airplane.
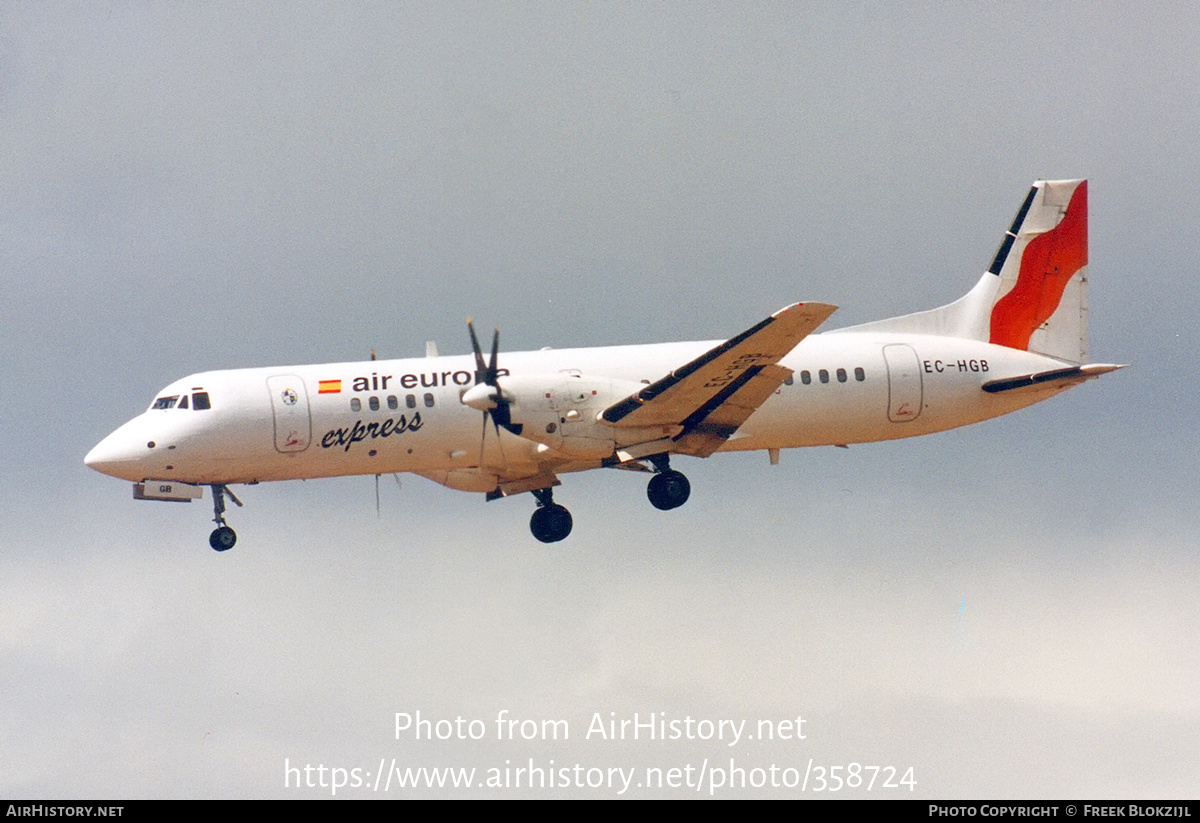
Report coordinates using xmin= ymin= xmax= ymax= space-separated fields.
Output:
xmin=85 ymin=179 xmax=1122 ymax=550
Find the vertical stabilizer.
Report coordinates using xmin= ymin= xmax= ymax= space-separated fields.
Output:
xmin=835 ymin=179 xmax=1090 ymax=364
xmin=989 ymin=179 xmax=1088 ymax=362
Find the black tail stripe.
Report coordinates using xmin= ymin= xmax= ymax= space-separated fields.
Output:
xmin=988 ymin=185 xmax=1038 ymax=275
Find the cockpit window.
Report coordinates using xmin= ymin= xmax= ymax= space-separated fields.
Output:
xmin=150 ymin=391 xmax=211 ymax=410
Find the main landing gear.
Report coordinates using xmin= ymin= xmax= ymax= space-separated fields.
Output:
xmin=524 ymin=456 xmax=691 ymax=544
xmin=529 ymin=487 xmax=573 ymax=544
xmin=646 ymin=455 xmax=691 ymax=511
xmin=208 ymin=484 xmax=243 ymax=552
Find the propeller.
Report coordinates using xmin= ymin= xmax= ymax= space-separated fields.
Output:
xmin=462 ymin=319 xmax=520 ymax=469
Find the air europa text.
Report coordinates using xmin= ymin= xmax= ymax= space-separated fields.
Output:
xmin=348 ymin=369 xmax=510 ymax=392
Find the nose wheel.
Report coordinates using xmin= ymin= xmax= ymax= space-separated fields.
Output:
xmin=210 ymin=525 xmax=237 ymax=551
xmin=208 ymin=484 xmax=243 ymax=551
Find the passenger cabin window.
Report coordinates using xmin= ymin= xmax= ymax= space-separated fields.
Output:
xmin=796 ymin=367 xmax=865 ymax=386
xmin=350 ymin=398 xmax=361 ymax=412
xmin=387 ymin=395 xmax=398 ymax=410
xmin=369 ymin=396 xmax=380 ymax=411
xmin=406 ymin=394 xmax=416 ymax=408
xmin=152 ymin=396 xmax=179 ymax=410
xmin=423 ymin=393 xmax=435 ymax=408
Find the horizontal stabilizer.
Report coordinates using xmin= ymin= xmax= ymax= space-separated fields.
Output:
xmin=981 ymin=363 xmax=1125 ymax=394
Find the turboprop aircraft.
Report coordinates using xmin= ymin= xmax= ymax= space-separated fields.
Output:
xmin=86 ymin=179 xmax=1122 ymax=550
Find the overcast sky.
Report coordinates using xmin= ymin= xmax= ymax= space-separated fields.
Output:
xmin=2 ymin=2 xmax=1197 ymax=798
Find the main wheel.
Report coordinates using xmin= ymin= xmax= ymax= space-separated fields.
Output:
xmin=209 ymin=526 xmax=237 ymax=552
xmin=530 ymin=504 xmax=573 ymax=543
xmin=647 ymin=470 xmax=691 ymax=510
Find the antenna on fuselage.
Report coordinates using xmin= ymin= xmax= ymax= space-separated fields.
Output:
xmin=374 ymin=473 xmax=402 ymax=518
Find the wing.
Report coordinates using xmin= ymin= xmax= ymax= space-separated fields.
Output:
xmin=601 ymin=302 xmax=838 ymax=457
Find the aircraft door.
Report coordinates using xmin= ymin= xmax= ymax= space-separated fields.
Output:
xmin=267 ymin=375 xmax=312 ymax=452
xmin=883 ymin=344 xmax=923 ymax=422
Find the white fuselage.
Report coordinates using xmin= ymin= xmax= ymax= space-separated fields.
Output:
xmin=85 ymin=330 xmax=1070 ymax=489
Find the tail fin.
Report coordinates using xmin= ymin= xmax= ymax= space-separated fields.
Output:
xmin=838 ymin=179 xmax=1090 ymax=364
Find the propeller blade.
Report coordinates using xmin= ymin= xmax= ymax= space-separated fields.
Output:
xmin=488 ymin=328 xmax=500 ymax=385
xmin=467 ymin=319 xmax=487 ymax=382
xmin=479 ymin=409 xmax=489 ymax=467
xmin=493 ymin=416 xmax=508 ymax=470
xmin=476 ymin=407 xmax=509 ymax=473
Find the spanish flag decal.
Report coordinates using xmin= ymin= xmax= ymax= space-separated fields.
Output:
xmin=318 ymin=379 xmax=342 ymax=394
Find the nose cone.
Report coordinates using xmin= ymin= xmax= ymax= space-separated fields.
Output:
xmin=85 ymin=418 xmax=155 ymax=481
xmin=84 ymin=435 xmax=125 ymax=478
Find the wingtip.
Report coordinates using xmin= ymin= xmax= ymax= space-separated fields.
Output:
xmin=776 ymin=301 xmax=839 ymax=317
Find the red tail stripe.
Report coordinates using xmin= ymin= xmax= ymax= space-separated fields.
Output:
xmin=989 ymin=181 xmax=1088 ymax=351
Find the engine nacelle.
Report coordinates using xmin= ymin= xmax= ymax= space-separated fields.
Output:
xmin=494 ymin=372 xmax=675 ymax=460
xmin=418 ymin=468 xmax=499 ymax=493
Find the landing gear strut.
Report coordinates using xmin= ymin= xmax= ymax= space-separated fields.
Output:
xmin=208 ymin=484 xmax=243 ymax=551
xmin=529 ymin=487 xmax=573 ymax=543
xmin=646 ymin=455 xmax=691 ymax=511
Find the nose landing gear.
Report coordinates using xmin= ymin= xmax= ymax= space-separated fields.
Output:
xmin=210 ymin=526 xmax=236 ymax=551
xmin=208 ymin=484 xmax=243 ymax=551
